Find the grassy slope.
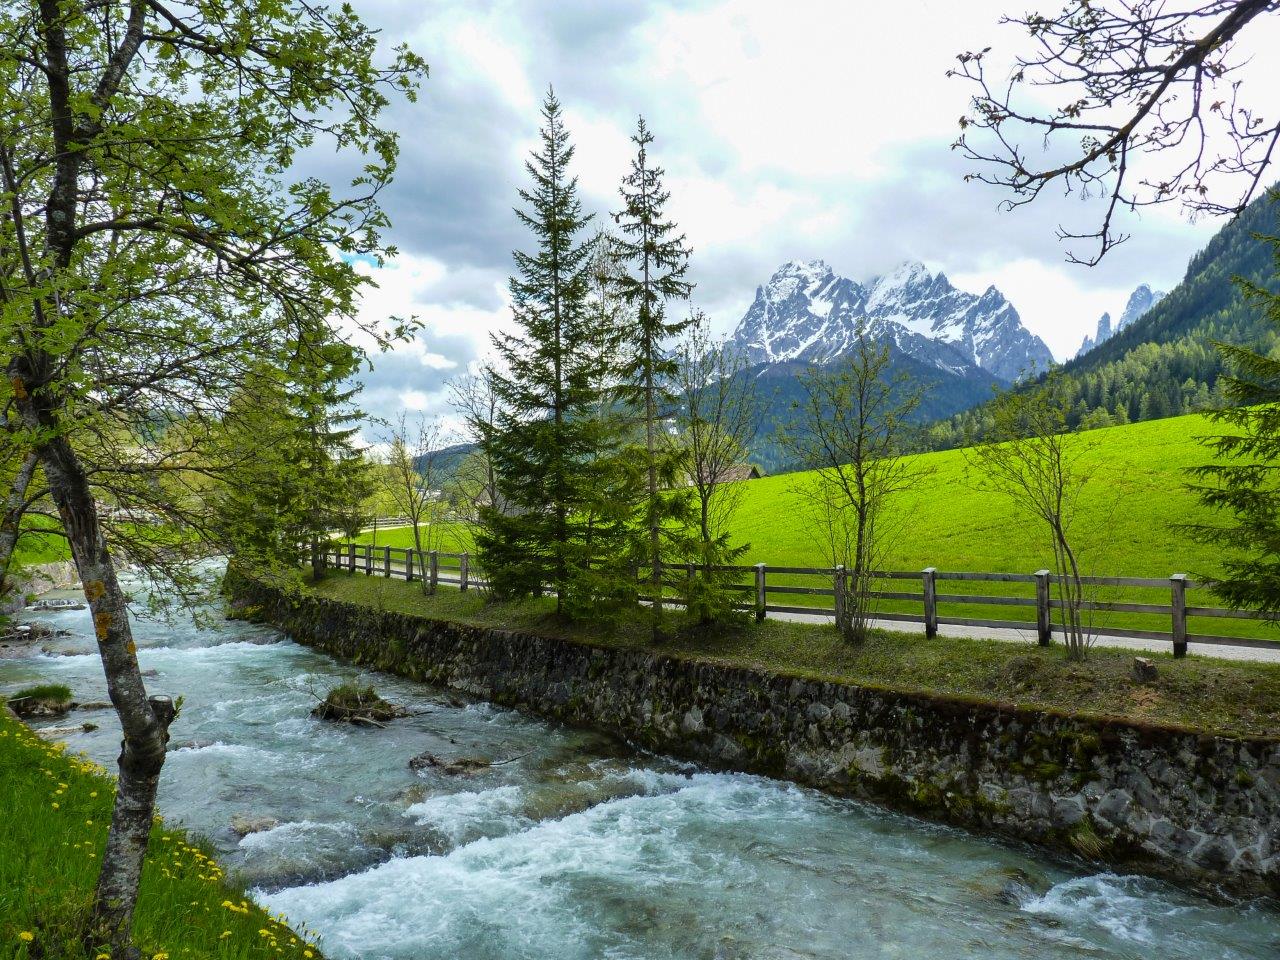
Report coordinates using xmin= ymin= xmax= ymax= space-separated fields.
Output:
xmin=306 ymin=573 xmax=1280 ymax=739
xmin=0 ymin=712 xmax=322 ymax=960
xmin=10 ymin=513 xmax=72 ymax=569
xmin=357 ymin=414 xmax=1218 ymax=575
xmin=354 ymin=414 xmax=1280 ymax=641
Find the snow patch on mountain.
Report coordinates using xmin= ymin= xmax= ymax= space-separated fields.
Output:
xmin=730 ymin=259 xmax=1053 ymax=383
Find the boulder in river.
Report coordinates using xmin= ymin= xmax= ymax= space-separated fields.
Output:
xmin=7 ymin=683 xmax=74 ymax=718
xmin=231 ymin=814 xmax=280 ymax=837
xmin=408 ymin=751 xmax=496 ymax=775
xmin=312 ymin=683 xmax=409 ymax=725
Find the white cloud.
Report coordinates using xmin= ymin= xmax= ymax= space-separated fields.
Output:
xmin=340 ymin=0 xmax=1267 ymax=423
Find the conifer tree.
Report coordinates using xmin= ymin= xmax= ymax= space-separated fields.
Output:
xmin=215 ymin=343 xmax=370 ymax=581
xmin=612 ymin=117 xmax=694 ymax=634
xmin=478 ymin=89 xmax=601 ymax=614
xmin=1187 ymin=221 xmax=1280 ymax=616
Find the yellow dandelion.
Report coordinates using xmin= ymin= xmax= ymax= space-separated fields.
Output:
xmin=18 ymin=931 xmax=35 ymax=942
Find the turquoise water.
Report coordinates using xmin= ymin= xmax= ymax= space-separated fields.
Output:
xmin=4 ymin=596 xmax=1278 ymax=960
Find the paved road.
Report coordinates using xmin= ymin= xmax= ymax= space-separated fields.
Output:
xmin=771 ymin=609 xmax=1280 ymax=665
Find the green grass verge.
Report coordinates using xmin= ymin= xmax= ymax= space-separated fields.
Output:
xmin=10 ymin=513 xmax=72 ymax=568
xmin=8 ymin=683 xmax=73 ymax=704
xmin=0 ymin=711 xmax=322 ymax=960
xmin=350 ymin=414 xmax=1280 ymax=644
xmin=306 ymin=571 xmax=1280 ymax=739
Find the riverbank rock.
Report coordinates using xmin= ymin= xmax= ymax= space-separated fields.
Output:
xmin=312 ymin=683 xmax=408 ymax=725
xmin=231 ymin=814 xmax=280 ymax=837
xmin=7 ymin=683 xmax=74 ymax=718
xmin=37 ymin=722 xmax=98 ymax=737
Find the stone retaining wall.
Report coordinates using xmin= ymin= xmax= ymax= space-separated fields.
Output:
xmin=236 ymin=580 xmax=1280 ymax=898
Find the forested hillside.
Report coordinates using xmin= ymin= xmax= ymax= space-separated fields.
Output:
xmin=927 ymin=189 xmax=1280 ymax=448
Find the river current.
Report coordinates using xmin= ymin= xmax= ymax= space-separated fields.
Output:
xmin=4 ymin=593 xmax=1279 ymax=960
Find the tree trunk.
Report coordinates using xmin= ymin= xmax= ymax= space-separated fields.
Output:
xmin=20 ymin=409 xmax=174 ymax=950
xmin=0 ymin=450 xmax=38 ymax=595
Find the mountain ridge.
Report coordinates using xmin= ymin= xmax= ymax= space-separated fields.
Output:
xmin=729 ymin=258 xmax=1054 ymax=383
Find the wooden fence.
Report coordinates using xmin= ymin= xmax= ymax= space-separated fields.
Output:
xmin=321 ymin=543 xmax=1278 ymax=658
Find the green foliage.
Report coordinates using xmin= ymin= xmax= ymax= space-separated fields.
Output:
xmin=0 ymin=715 xmax=323 ymax=959
xmin=611 ymin=117 xmax=697 ymax=632
xmin=478 ymin=90 xmax=635 ymax=617
xmin=1187 ymin=217 xmax=1280 ymax=616
xmin=212 ymin=348 xmax=371 ymax=580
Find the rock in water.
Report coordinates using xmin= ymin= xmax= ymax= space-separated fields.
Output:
xmin=1132 ymin=657 xmax=1158 ymax=683
xmin=231 ymin=815 xmax=280 ymax=837
xmin=312 ymin=683 xmax=408 ymax=725
xmin=408 ymin=752 xmax=494 ymax=776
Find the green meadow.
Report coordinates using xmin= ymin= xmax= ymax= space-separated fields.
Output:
xmin=352 ymin=413 xmax=1280 ymax=645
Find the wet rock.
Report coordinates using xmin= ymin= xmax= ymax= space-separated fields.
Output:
xmin=8 ymin=685 xmax=74 ymax=718
xmin=231 ymin=814 xmax=280 ymax=837
xmin=312 ymin=683 xmax=408 ymax=725
xmin=1132 ymin=657 xmax=1158 ymax=683
xmin=140 ymin=668 xmax=160 ymax=678
xmin=76 ymin=701 xmax=112 ymax=711
xmin=37 ymin=722 xmax=98 ymax=737
xmin=996 ymin=868 xmax=1044 ymax=906
xmin=680 ymin=706 xmax=704 ymax=735
xmin=408 ymin=751 xmax=518 ymax=776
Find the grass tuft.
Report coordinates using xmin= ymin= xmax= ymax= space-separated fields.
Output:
xmin=8 ymin=683 xmax=73 ymax=704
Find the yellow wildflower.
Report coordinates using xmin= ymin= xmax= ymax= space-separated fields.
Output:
xmin=18 ymin=931 xmax=34 ymax=942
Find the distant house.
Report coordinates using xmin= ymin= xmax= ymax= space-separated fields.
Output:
xmin=719 ymin=464 xmax=762 ymax=483
xmin=673 ymin=464 xmax=762 ymax=489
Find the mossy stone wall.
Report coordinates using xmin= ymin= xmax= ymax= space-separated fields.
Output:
xmin=236 ymin=580 xmax=1280 ymax=897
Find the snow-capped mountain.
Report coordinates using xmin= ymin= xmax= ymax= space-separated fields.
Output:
xmin=730 ymin=259 xmax=1053 ymax=383
xmin=1076 ymin=284 xmax=1166 ymax=356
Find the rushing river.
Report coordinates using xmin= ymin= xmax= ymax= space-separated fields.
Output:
xmin=4 ymin=593 xmax=1279 ymax=960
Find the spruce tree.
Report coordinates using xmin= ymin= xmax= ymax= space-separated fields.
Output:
xmin=1187 ymin=216 xmax=1280 ymax=616
xmin=612 ymin=117 xmax=694 ymax=634
xmin=478 ymin=89 xmax=602 ymax=614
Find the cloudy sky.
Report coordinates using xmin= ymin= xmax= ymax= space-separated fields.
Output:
xmin=335 ymin=0 xmax=1280 ymax=431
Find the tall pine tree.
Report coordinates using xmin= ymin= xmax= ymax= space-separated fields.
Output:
xmin=1187 ymin=210 xmax=1280 ymax=616
xmin=613 ymin=117 xmax=694 ymax=634
xmin=479 ymin=89 xmax=606 ymax=614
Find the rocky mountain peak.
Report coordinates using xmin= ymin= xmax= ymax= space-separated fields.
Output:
xmin=730 ymin=258 xmax=1053 ymax=383
xmin=1076 ymin=284 xmax=1166 ymax=357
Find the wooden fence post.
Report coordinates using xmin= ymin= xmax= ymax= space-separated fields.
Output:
xmin=405 ymin=549 xmax=414 ymax=582
xmin=1034 ymin=569 xmax=1052 ymax=646
xmin=833 ymin=564 xmax=846 ymax=626
xmin=347 ymin=542 xmax=355 ymax=575
xmin=364 ymin=545 xmax=372 ymax=576
xmin=922 ymin=567 xmax=938 ymax=639
xmin=754 ymin=563 xmax=767 ymax=622
xmin=429 ymin=550 xmax=439 ymax=593
xmin=1171 ymin=574 xmax=1188 ymax=658
xmin=383 ymin=545 xmax=391 ymax=578
xmin=460 ymin=552 xmax=470 ymax=592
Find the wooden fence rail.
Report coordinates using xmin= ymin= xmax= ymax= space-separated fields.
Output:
xmin=319 ymin=543 xmax=1278 ymax=658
